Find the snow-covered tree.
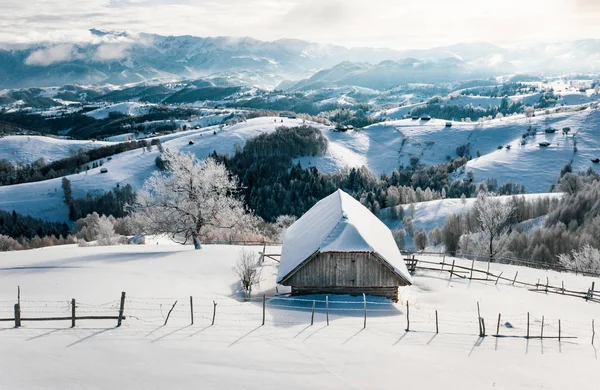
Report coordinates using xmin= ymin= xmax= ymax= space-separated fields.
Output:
xmin=414 ymin=229 xmax=428 ymax=251
xmin=460 ymin=193 xmax=467 ymax=206
xmin=473 ymin=191 xmax=515 ymax=260
xmin=133 ymin=149 xmax=246 ymax=249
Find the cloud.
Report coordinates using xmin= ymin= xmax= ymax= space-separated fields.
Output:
xmin=1 ymin=0 xmax=599 ymax=50
xmin=24 ymin=44 xmax=82 ymax=66
xmin=93 ymin=43 xmax=131 ymax=61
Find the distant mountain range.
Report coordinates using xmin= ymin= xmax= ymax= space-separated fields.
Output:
xmin=0 ymin=29 xmax=599 ymax=90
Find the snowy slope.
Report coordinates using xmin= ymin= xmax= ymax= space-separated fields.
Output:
xmin=381 ymin=193 xmax=563 ymax=233
xmin=1 ymin=243 xmax=600 ymax=389
xmin=85 ymin=102 xmax=155 ymax=119
xmin=463 ymin=108 xmax=600 ymax=193
xmin=0 ymin=136 xmax=113 ymax=164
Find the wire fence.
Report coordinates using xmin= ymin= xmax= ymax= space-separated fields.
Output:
xmin=1 ymin=292 xmax=598 ymax=344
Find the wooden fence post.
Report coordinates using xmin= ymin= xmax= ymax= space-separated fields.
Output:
xmin=546 ymin=277 xmax=549 ymax=294
xmin=593 ymin=319 xmax=596 ymax=345
xmin=450 ymin=260 xmax=455 ymax=280
xmin=435 ymin=310 xmax=439 ymax=334
xmin=14 ymin=303 xmax=20 ymax=328
xmin=117 ymin=291 xmax=126 ymax=327
xmin=470 ymin=259 xmax=475 ymax=279
xmin=513 ymin=271 xmax=518 ymax=286
xmin=541 ymin=316 xmax=544 ymax=338
xmin=486 ymin=258 xmax=491 ymax=281
xmin=481 ymin=318 xmax=486 ymax=337
xmin=311 ymin=300 xmax=316 ymax=326
xmin=527 ymin=312 xmax=530 ymax=339
xmin=212 ymin=300 xmax=217 ymax=326
xmin=405 ymin=301 xmax=410 ymax=332
xmin=591 ymin=282 xmax=595 ymax=300
xmin=363 ymin=294 xmax=367 ymax=329
xmin=163 ymin=300 xmax=177 ymax=326
xmin=495 ymin=272 xmax=503 ymax=286
xmin=326 ymin=296 xmax=329 ymax=326
xmin=262 ymin=294 xmax=266 ymax=326
xmin=558 ymin=319 xmax=561 ymax=341
xmin=562 ymin=281 xmax=565 ymax=294
xmin=17 ymin=286 xmax=20 ymax=306
xmin=496 ymin=313 xmax=501 ymax=337
xmin=71 ymin=298 xmax=76 ymax=328
xmin=190 ymin=296 xmax=194 ymax=325
xmin=477 ymin=302 xmax=482 ymax=336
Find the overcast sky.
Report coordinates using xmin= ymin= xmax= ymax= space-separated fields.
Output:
xmin=0 ymin=0 xmax=599 ymax=49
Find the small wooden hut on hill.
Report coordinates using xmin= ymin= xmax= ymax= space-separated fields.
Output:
xmin=276 ymin=190 xmax=412 ymax=301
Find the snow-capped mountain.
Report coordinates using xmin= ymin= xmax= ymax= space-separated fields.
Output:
xmin=1 ymin=30 xmax=600 ymax=90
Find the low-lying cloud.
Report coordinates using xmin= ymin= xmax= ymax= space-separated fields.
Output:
xmin=24 ymin=44 xmax=82 ymax=66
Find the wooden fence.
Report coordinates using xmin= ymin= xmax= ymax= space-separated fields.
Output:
xmin=0 ymin=290 xmax=127 ymax=327
xmin=405 ymin=256 xmax=600 ymax=304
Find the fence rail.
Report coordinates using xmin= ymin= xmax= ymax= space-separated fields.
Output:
xmin=402 ymin=250 xmax=600 ymax=278
xmin=0 ymin=292 xmax=127 ymax=327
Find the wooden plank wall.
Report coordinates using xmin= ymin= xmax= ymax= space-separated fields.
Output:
xmin=284 ymin=252 xmax=405 ymax=287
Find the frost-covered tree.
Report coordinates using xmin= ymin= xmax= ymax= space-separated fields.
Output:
xmin=96 ymin=217 xmax=119 ymax=246
xmin=473 ymin=191 xmax=515 ymax=260
xmin=133 ymin=149 xmax=246 ymax=249
xmin=558 ymin=245 xmax=600 ymax=274
xmin=414 ymin=229 xmax=428 ymax=251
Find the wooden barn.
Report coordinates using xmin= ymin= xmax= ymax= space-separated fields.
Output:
xmin=276 ymin=190 xmax=412 ymax=301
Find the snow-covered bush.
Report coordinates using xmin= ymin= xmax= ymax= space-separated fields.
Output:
xmin=429 ymin=227 xmax=443 ymax=246
xmin=232 ymin=249 xmax=262 ymax=298
xmin=558 ymin=245 xmax=600 ymax=274
xmin=96 ymin=217 xmax=119 ymax=246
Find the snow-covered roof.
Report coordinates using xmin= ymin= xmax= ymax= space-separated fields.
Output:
xmin=276 ymin=190 xmax=412 ymax=284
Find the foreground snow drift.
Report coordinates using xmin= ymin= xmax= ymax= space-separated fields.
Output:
xmin=1 ymin=244 xmax=600 ymax=389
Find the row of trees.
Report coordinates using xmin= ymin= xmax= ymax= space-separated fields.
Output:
xmin=62 ymin=178 xmax=136 ymax=221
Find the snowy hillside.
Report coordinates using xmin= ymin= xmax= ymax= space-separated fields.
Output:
xmin=84 ymin=102 xmax=155 ymax=120
xmin=381 ymin=193 xmax=563 ymax=233
xmin=0 ymin=135 xmax=112 ymax=164
xmin=0 ymin=117 xmax=324 ymax=221
xmin=1 ymin=108 xmax=599 ymax=221
xmin=1 ymin=243 xmax=600 ymax=389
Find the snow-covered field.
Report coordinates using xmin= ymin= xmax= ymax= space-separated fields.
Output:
xmin=1 ymin=243 xmax=600 ymax=389
xmin=0 ymin=136 xmax=113 ymax=165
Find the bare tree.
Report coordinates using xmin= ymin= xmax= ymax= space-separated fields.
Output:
xmin=133 ymin=149 xmax=246 ymax=249
xmin=473 ymin=191 xmax=515 ymax=261
xmin=233 ymin=249 xmax=262 ymax=298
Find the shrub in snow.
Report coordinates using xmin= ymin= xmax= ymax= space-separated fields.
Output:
xmin=232 ymin=249 xmax=262 ymax=298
